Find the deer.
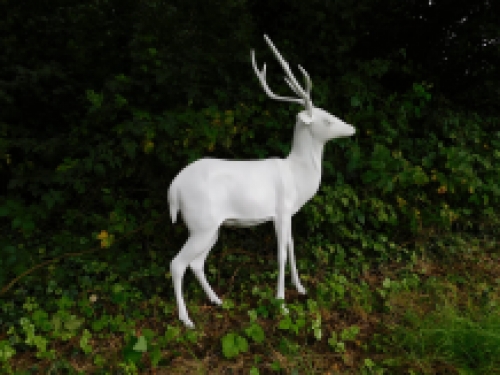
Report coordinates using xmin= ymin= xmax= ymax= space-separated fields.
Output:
xmin=168 ymin=34 xmax=356 ymax=328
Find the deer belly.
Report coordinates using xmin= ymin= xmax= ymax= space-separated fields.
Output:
xmin=223 ymin=217 xmax=273 ymax=227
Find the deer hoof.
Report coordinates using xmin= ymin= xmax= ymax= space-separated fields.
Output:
xmin=211 ymin=296 xmax=223 ymax=306
xmin=181 ymin=317 xmax=195 ymax=329
xmin=296 ymin=284 xmax=307 ymax=295
xmin=280 ymin=304 xmax=289 ymax=315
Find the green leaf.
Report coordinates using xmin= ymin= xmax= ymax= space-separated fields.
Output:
xmin=64 ymin=315 xmax=83 ymax=331
xmin=0 ymin=206 xmax=9 ymax=216
xmin=350 ymin=96 xmax=361 ymax=107
xmin=164 ymin=325 xmax=180 ymax=342
xmin=79 ymin=329 xmax=92 ymax=354
xmin=11 ymin=217 xmax=22 ymax=229
xmin=32 ymin=309 xmax=52 ymax=331
xmin=86 ymin=90 xmax=103 ymax=109
xmin=278 ymin=316 xmax=291 ymax=330
xmin=314 ymin=327 xmax=322 ymax=340
xmin=52 ymin=316 xmax=62 ymax=333
xmin=236 ymin=336 xmax=248 ymax=352
xmin=185 ymin=330 xmax=198 ymax=343
xmin=0 ymin=340 xmax=16 ymax=361
xmin=328 ymin=332 xmax=338 ymax=348
xmin=122 ymin=337 xmax=142 ymax=364
xmin=341 ymin=326 xmax=360 ymax=341
xmin=255 ymin=305 xmax=269 ymax=318
xmin=133 ymin=335 xmax=147 ymax=352
xmin=357 ymin=213 xmax=365 ymax=224
xmin=382 ymin=278 xmax=391 ymax=289
xmin=22 ymin=220 xmax=35 ymax=233
xmin=235 ymin=335 xmax=248 ymax=353
xmin=57 ymin=295 xmax=75 ymax=310
xmin=244 ymin=323 xmax=265 ymax=344
xmin=222 ymin=299 xmax=235 ymax=310
xmin=221 ymin=333 xmax=239 ymax=359
xmin=221 ymin=333 xmax=248 ymax=359
xmin=150 ymin=344 xmax=162 ymax=367
xmin=142 ymin=328 xmax=155 ymax=342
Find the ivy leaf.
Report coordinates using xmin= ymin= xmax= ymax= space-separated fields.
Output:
xmin=221 ymin=333 xmax=239 ymax=358
xmin=150 ymin=344 xmax=162 ymax=367
xmin=278 ymin=316 xmax=291 ymax=330
xmin=244 ymin=323 xmax=265 ymax=344
xmin=221 ymin=333 xmax=248 ymax=359
xmin=64 ymin=315 xmax=83 ymax=331
xmin=0 ymin=206 xmax=9 ymax=216
xmin=235 ymin=335 xmax=248 ymax=353
xmin=350 ymin=96 xmax=361 ymax=107
xmin=164 ymin=325 xmax=180 ymax=342
xmin=11 ymin=217 xmax=22 ymax=229
xmin=122 ymin=335 xmax=142 ymax=364
xmin=142 ymin=328 xmax=155 ymax=342
xmin=314 ymin=327 xmax=322 ymax=340
xmin=133 ymin=335 xmax=147 ymax=352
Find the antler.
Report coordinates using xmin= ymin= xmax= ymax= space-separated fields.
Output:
xmin=251 ymin=35 xmax=313 ymax=118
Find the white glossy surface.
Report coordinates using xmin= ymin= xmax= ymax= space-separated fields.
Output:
xmin=169 ymin=35 xmax=355 ymax=328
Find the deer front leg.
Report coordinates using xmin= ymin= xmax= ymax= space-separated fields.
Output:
xmin=287 ymin=233 xmax=306 ymax=295
xmin=274 ymin=216 xmax=291 ymax=300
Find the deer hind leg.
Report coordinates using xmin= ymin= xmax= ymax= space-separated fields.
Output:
xmin=170 ymin=228 xmax=218 ymax=329
xmin=287 ymin=233 xmax=306 ymax=295
xmin=189 ymin=230 xmax=222 ymax=306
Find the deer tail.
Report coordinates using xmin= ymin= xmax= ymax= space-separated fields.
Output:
xmin=168 ymin=179 xmax=180 ymax=224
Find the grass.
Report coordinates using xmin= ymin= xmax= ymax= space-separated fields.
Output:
xmin=1 ymin=230 xmax=499 ymax=374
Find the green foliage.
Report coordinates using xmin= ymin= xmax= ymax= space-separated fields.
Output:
xmin=328 ymin=325 xmax=360 ymax=353
xmin=244 ymin=323 xmax=265 ymax=344
xmin=278 ymin=313 xmax=306 ymax=336
xmin=0 ymin=341 xmax=16 ymax=362
xmin=221 ymin=332 xmax=249 ymax=359
xmin=19 ymin=317 xmax=54 ymax=359
xmin=79 ymin=329 xmax=93 ymax=354
xmin=122 ymin=332 xmax=146 ymax=366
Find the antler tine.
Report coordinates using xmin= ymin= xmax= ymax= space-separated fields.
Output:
xmin=297 ymin=64 xmax=312 ymax=96
xmin=251 ymin=49 xmax=304 ymax=105
xmin=283 ymin=66 xmax=311 ymax=96
xmin=297 ymin=64 xmax=313 ymax=116
xmin=284 ymin=77 xmax=301 ymax=97
xmin=263 ymin=35 xmax=312 ymax=104
xmin=284 ymin=72 xmax=313 ymax=116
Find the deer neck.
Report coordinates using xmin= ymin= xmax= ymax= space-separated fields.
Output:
xmin=285 ymin=120 xmax=324 ymax=210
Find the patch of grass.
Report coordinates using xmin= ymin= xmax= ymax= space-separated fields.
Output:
xmin=390 ymin=299 xmax=500 ymax=374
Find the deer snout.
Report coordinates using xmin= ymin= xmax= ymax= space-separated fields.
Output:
xmin=340 ymin=122 xmax=355 ymax=137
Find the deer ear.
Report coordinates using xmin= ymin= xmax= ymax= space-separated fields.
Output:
xmin=298 ymin=111 xmax=314 ymax=125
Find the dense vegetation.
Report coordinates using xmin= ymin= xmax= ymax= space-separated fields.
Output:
xmin=1 ymin=0 xmax=499 ymax=373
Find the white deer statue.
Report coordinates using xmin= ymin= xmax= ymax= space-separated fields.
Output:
xmin=168 ymin=34 xmax=355 ymax=328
